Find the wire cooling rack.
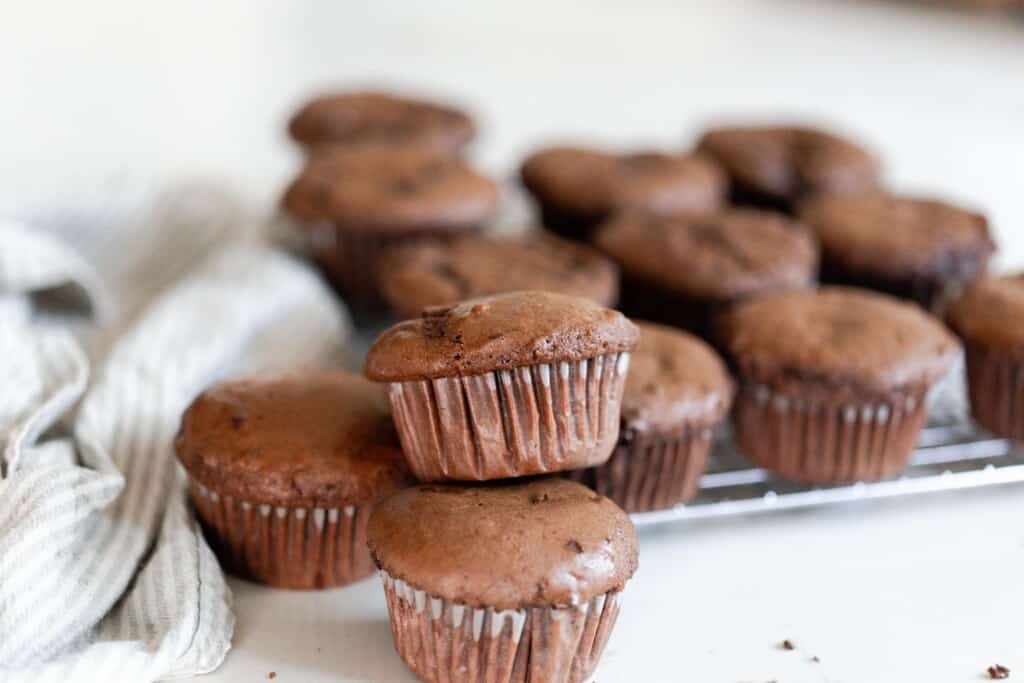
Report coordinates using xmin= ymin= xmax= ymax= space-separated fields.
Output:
xmin=631 ymin=365 xmax=1023 ymax=526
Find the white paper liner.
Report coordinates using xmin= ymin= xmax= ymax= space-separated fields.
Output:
xmin=387 ymin=352 xmax=630 ymax=481
xmin=733 ymin=384 xmax=929 ymax=483
xmin=189 ymin=480 xmax=374 ymax=589
xmin=380 ymin=570 xmax=622 ymax=683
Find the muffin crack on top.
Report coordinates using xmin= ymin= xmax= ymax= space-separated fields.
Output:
xmin=367 ymin=479 xmax=638 ymax=610
xmin=365 ymin=291 xmax=639 ymax=382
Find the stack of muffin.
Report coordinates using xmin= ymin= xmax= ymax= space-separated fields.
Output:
xmin=177 ymin=296 xmax=644 ymax=682
xmin=174 ymin=89 xmax=1023 ymax=683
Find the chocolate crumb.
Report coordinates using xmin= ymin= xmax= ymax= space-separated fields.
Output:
xmin=268 ymin=673 xmax=277 ymax=680
xmin=566 ymin=539 xmax=584 ymax=554
xmin=988 ymin=664 xmax=1010 ymax=679
xmin=782 ymin=639 xmax=795 ymax=650
xmin=811 ymin=655 xmax=820 ymax=663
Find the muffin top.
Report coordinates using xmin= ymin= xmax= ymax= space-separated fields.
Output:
xmin=364 ymin=291 xmax=640 ymax=382
xmin=175 ymin=370 xmax=412 ymax=507
xmin=696 ymin=125 xmax=880 ymax=204
xmin=799 ymin=192 xmax=995 ymax=278
xmin=378 ymin=232 xmax=619 ymax=319
xmin=947 ymin=274 xmax=1024 ymax=359
xmin=367 ymin=478 xmax=638 ymax=609
xmin=623 ymin=322 xmax=733 ymax=433
xmin=282 ymin=144 xmax=498 ymax=232
xmin=288 ymin=90 xmax=475 ymax=154
xmin=594 ymin=209 xmax=818 ymax=300
xmin=520 ymin=146 xmax=726 ymax=218
xmin=720 ymin=287 xmax=960 ymax=398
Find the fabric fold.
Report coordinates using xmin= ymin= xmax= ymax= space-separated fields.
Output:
xmin=0 ymin=184 xmax=351 ymax=681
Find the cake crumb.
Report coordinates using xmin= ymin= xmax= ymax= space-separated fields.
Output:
xmin=781 ymin=639 xmax=795 ymax=650
xmin=268 ymin=673 xmax=277 ymax=680
xmin=811 ymin=655 xmax=821 ymax=662
xmin=988 ymin=664 xmax=1010 ymax=679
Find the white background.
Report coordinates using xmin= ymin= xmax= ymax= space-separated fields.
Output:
xmin=2 ymin=2 xmax=1023 ymax=681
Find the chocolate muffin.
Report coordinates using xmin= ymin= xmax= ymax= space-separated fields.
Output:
xmin=696 ymin=125 xmax=881 ymax=211
xmin=377 ymin=232 xmax=619 ymax=319
xmin=594 ymin=209 xmax=818 ymax=341
xmin=368 ymin=478 xmax=638 ymax=683
xmin=721 ymin=287 xmax=960 ymax=483
xmin=569 ymin=322 xmax=733 ymax=511
xmin=175 ymin=370 xmax=413 ymax=589
xmin=283 ymin=144 xmax=498 ymax=307
xmin=947 ymin=274 xmax=1024 ymax=441
xmin=364 ymin=291 xmax=640 ymax=481
xmin=799 ymin=192 xmax=996 ymax=313
xmin=288 ymin=90 xmax=475 ymax=155
xmin=519 ymin=145 xmax=726 ymax=241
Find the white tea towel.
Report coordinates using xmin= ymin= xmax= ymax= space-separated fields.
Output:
xmin=0 ymin=181 xmax=351 ymax=681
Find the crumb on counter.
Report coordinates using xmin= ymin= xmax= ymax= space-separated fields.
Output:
xmin=988 ymin=664 xmax=1010 ymax=679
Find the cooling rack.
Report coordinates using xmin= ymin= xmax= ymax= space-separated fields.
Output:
xmin=631 ymin=367 xmax=1022 ymax=526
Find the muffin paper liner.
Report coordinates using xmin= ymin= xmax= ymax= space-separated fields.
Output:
xmin=189 ymin=480 xmax=374 ymax=589
xmin=537 ymin=201 xmax=601 ymax=242
xmin=733 ymin=384 xmax=929 ymax=483
xmin=568 ymin=426 xmax=713 ymax=512
xmin=380 ymin=570 xmax=622 ymax=683
xmin=309 ymin=222 xmax=477 ymax=307
xmin=965 ymin=345 xmax=1024 ymax=442
xmin=614 ymin=272 xmax=726 ymax=346
xmin=386 ymin=352 xmax=630 ymax=481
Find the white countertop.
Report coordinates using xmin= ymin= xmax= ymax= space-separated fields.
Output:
xmin=2 ymin=1 xmax=1022 ymax=681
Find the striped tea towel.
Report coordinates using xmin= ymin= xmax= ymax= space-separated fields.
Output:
xmin=0 ymin=179 xmax=351 ymax=681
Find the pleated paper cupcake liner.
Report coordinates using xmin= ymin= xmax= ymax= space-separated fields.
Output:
xmin=733 ymin=384 xmax=929 ymax=483
xmin=386 ymin=352 xmax=630 ymax=482
xmin=537 ymin=201 xmax=602 ymax=242
xmin=568 ymin=427 xmax=713 ymax=512
xmin=614 ymin=272 xmax=724 ymax=344
xmin=380 ymin=570 xmax=622 ymax=683
xmin=965 ymin=344 xmax=1024 ymax=442
xmin=189 ymin=480 xmax=374 ymax=589
xmin=309 ymin=222 xmax=478 ymax=308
